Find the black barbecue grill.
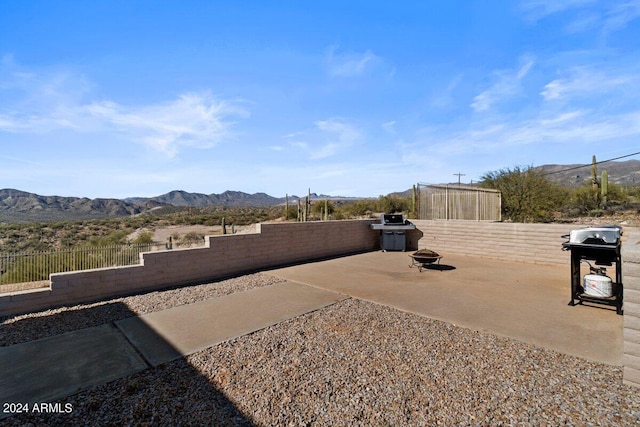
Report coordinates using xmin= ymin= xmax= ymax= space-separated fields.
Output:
xmin=370 ymin=214 xmax=416 ymax=251
xmin=562 ymin=225 xmax=623 ymax=315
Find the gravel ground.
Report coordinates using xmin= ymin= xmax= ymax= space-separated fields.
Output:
xmin=2 ymin=274 xmax=640 ymax=426
xmin=0 ymin=273 xmax=282 ymax=346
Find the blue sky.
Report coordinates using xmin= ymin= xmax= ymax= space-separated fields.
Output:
xmin=0 ymin=1 xmax=639 ymax=198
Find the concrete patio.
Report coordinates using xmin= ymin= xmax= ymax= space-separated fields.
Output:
xmin=269 ymin=250 xmax=623 ymax=366
xmin=0 ymin=249 xmax=625 ymax=419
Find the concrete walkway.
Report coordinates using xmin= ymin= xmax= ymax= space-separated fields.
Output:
xmin=115 ymin=281 xmax=348 ymax=367
xmin=0 ymin=281 xmax=346 ymax=418
xmin=268 ymin=251 xmax=623 ymax=366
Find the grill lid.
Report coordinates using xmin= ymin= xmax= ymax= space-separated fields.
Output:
xmin=569 ymin=226 xmax=621 ymax=245
xmin=381 ymin=214 xmax=405 ymax=224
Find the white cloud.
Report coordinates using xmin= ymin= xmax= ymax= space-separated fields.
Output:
xmin=414 ymin=108 xmax=640 ymax=158
xmin=290 ymin=141 xmax=309 ymax=150
xmin=0 ymin=60 xmax=96 ymax=133
xmin=381 ymin=121 xmax=397 ymax=135
xmin=471 ymin=57 xmax=535 ymax=112
xmin=310 ymin=142 xmax=341 ymax=159
xmin=519 ymin=0 xmax=598 ymax=23
xmin=312 ymin=118 xmax=362 ymax=159
xmin=520 ymin=0 xmax=640 ymax=36
xmin=429 ymin=74 xmax=463 ymax=109
xmin=605 ymin=1 xmax=640 ymax=28
xmin=0 ymin=60 xmax=247 ymax=157
xmin=564 ymin=12 xmax=601 ymax=33
xmin=286 ymin=118 xmax=363 ymax=159
xmin=326 ymin=46 xmax=381 ymax=77
xmin=540 ymin=66 xmax=636 ymax=101
xmin=539 ymin=110 xmax=585 ymax=125
xmin=86 ymin=92 xmax=247 ymax=157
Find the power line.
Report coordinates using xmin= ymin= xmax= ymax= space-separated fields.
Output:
xmin=542 ymin=151 xmax=640 ymax=176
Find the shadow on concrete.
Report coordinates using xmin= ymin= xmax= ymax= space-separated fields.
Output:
xmin=0 ymin=302 xmax=256 ymax=425
xmin=423 ymin=263 xmax=457 ymax=271
xmin=407 ymin=228 xmax=424 ymax=251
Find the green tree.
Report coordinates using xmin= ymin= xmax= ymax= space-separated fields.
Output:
xmin=480 ymin=166 xmax=567 ymax=222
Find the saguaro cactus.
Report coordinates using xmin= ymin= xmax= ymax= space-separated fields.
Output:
xmin=412 ymin=185 xmax=417 ymax=218
xmin=590 ymin=155 xmax=600 ymax=208
xmin=601 ymin=170 xmax=608 ymax=209
xmin=221 ymin=217 xmax=227 ymax=235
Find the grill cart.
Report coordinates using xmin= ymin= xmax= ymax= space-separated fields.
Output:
xmin=370 ymin=214 xmax=416 ymax=251
xmin=562 ymin=226 xmax=623 ymax=315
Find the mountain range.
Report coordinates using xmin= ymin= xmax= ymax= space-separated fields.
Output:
xmin=0 ymin=189 xmax=360 ymax=222
xmin=1 ymin=160 xmax=638 ymax=222
xmin=124 ymin=190 xmax=283 ymax=207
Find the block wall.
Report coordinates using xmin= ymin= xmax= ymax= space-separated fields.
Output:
xmin=0 ymin=220 xmax=378 ymax=317
xmin=411 ymin=220 xmax=584 ymax=265
xmin=623 ymin=227 xmax=640 ymax=388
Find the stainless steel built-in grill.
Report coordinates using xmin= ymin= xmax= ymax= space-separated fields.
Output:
xmin=562 ymin=225 xmax=623 ymax=315
xmin=370 ymin=214 xmax=416 ymax=251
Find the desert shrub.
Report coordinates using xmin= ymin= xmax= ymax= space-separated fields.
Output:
xmin=284 ymin=205 xmax=298 ymax=220
xmin=132 ymin=231 xmax=154 ymax=245
xmin=178 ymin=232 xmax=205 ymax=247
xmin=376 ymin=195 xmax=411 ymax=214
xmin=343 ymin=200 xmax=375 ymax=217
xmin=89 ymin=230 xmax=129 ymax=246
xmin=569 ymin=182 xmax=627 ymax=214
xmin=332 ymin=210 xmax=346 ymax=220
xmin=480 ymin=166 xmax=568 ymax=222
xmin=311 ymin=200 xmax=335 ymax=216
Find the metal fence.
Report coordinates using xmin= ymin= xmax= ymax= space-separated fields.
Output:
xmin=417 ymin=184 xmax=501 ymax=221
xmin=0 ymin=243 xmax=161 ymax=286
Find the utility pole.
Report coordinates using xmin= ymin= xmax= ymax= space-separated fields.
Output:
xmin=453 ymin=172 xmax=466 ymax=186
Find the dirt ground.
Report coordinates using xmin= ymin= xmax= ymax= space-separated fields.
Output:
xmin=128 ymin=224 xmax=255 ymax=248
xmin=555 ymin=211 xmax=640 ymax=227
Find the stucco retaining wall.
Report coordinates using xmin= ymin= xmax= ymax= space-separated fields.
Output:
xmin=0 ymin=220 xmax=378 ymax=317
xmin=410 ymin=220 xmax=577 ymax=265
xmin=623 ymin=227 xmax=640 ymax=388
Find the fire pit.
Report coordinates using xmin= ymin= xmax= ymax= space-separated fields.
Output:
xmin=408 ymin=249 xmax=442 ymax=272
xmin=369 ymin=214 xmax=416 ymax=251
xmin=562 ymin=225 xmax=623 ymax=315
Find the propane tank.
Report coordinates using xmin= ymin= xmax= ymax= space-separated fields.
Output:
xmin=583 ymin=273 xmax=613 ymax=297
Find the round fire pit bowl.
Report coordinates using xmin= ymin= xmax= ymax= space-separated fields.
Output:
xmin=408 ymin=249 xmax=442 ymax=272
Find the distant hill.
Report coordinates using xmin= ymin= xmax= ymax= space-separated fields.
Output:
xmin=126 ymin=190 xmax=283 ymax=207
xmin=5 ymin=160 xmax=635 ymax=222
xmin=0 ymin=188 xmax=363 ymax=222
xmin=535 ymin=159 xmax=640 ymax=188
xmin=0 ymin=189 xmax=152 ymax=222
